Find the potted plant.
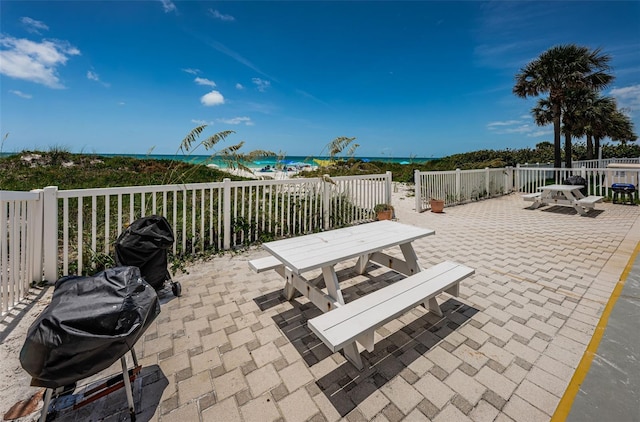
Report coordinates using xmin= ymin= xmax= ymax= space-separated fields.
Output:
xmin=429 ymin=198 xmax=445 ymax=213
xmin=374 ymin=203 xmax=394 ymax=220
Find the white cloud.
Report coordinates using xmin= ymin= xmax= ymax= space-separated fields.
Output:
xmin=486 ymin=120 xmax=523 ymax=127
xmin=118 ymin=101 xmax=126 ymax=106
xmin=528 ymin=130 xmax=552 ymax=137
xmin=9 ymin=89 xmax=32 ymax=99
xmin=87 ymin=70 xmax=110 ymax=87
xmin=208 ymin=41 xmax=277 ymax=83
xmin=192 ymin=119 xmax=214 ymax=125
xmin=252 ymin=77 xmax=270 ymax=92
xmin=159 ymin=0 xmax=176 ymax=13
xmin=195 ymin=77 xmax=216 ymax=87
xmin=235 ymin=83 xmax=244 ymax=90
xmin=209 ymin=9 xmax=235 ymax=21
xmin=182 ymin=68 xmax=200 ymax=75
xmin=21 ymin=17 xmax=49 ymax=34
xmin=0 ymin=35 xmax=80 ymax=88
xmin=218 ymin=117 xmax=253 ymax=126
xmin=200 ymin=90 xmax=225 ymax=106
xmin=487 ymin=118 xmax=552 ymax=137
xmin=610 ymin=84 xmax=640 ymax=112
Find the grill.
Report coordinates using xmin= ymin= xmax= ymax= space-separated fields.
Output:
xmin=611 ymin=183 xmax=637 ymax=204
xmin=20 ymin=266 xmax=160 ymax=421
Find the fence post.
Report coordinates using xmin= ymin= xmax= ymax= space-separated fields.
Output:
xmin=223 ymin=178 xmax=231 ymax=250
xmin=515 ymin=164 xmax=520 ymax=193
xmin=414 ymin=169 xmax=422 ymax=212
xmin=385 ymin=171 xmax=392 ymax=206
xmin=29 ymin=189 xmax=44 ymax=283
xmin=323 ymin=175 xmax=331 ymax=230
xmin=455 ymin=169 xmax=461 ymax=202
xmin=485 ymin=167 xmax=490 ymax=197
xmin=42 ymin=186 xmax=58 ymax=283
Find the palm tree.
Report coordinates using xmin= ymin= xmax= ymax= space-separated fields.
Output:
xmin=561 ymin=88 xmax=595 ymax=164
xmin=606 ymin=110 xmax=637 ymax=145
xmin=575 ymin=92 xmax=617 ymax=159
xmin=514 ymin=44 xmax=614 ymax=168
xmin=577 ymin=91 xmax=615 ymax=164
xmin=572 ymin=92 xmax=637 ymax=159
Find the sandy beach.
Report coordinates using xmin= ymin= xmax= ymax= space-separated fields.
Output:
xmin=211 ymin=164 xmax=317 ymax=180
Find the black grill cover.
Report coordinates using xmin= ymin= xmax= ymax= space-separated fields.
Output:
xmin=563 ymin=175 xmax=586 ymax=186
xmin=20 ymin=266 xmax=160 ymax=388
xmin=115 ymin=215 xmax=174 ymax=290
xmin=563 ymin=175 xmax=587 ymax=195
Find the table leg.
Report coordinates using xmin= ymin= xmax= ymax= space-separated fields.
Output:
xmin=284 ymin=268 xmax=296 ymax=300
xmin=399 ymin=243 xmax=421 ymax=275
xmin=322 ymin=266 xmax=345 ymax=305
xmin=574 ymin=204 xmax=587 ymax=216
xmin=531 ymin=192 xmax=549 ymax=208
xmin=354 ymin=254 xmax=370 ymax=274
xmin=565 ymin=190 xmax=587 ymax=215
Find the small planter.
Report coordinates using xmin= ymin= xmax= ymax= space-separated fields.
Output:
xmin=374 ymin=204 xmax=394 ymax=220
xmin=430 ymin=199 xmax=444 ymax=213
xmin=376 ymin=209 xmax=393 ymax=220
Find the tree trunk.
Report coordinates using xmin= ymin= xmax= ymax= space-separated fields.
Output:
xmin=553 ymin=103 xmax=562 ymax=168
xmin=586 ymin=134 xmax=593 ymax=159
xmin=564 ymin=132 xmax=573 ymax=169
xmin=595 ymin=137 xmax=602 ymax=161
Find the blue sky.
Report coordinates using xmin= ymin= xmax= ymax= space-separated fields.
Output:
xmin=1 ymin=1 xmax=639 ymax=158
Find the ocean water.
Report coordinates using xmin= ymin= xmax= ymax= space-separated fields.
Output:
xmin=0 ymin=151 xmax=435 ymax=169
xmin=98 ymin=154 xmax=435 ymax=169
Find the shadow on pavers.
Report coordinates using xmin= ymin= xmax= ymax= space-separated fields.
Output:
xmin=43 ymin=365 xmax=168 ymax=422
xmin=253 ymin=263 xmax=387 ymax=312
xmin=315 ymin=299 xmax=477 ymax=417
xmin=540 ymin=206 xmax=605 ymax=218
xmin=270 ymin=274 xmax=478 ymax=417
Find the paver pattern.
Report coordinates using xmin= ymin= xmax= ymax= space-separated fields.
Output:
xmin=2 ymin=192 xmax=639 ymax=421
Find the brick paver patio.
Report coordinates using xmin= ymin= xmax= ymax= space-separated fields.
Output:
xmin=2 ymin=193 xmax=639 ymax=421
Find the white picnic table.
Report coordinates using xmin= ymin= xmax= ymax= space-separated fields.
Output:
xmin=523 ymin=184 xmax=603 ymax=216
xmin=250 ymin=221 xmax=474 ymax=369
xmin=262 ymin=220 xmax=433 ymax=307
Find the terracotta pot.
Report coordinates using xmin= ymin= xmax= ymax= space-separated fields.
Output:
xmin=377 ymin=210 xmax=393 ymax=220
xmin=430 ymin=199 xmax=444 ymax=213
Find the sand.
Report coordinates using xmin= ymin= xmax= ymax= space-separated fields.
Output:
xmin=211 ymin=164 xmax=317 ymax=181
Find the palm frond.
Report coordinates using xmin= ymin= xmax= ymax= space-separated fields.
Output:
xmin=179 ymin=125 xmax=207 ymax=153
xmin=201 ymin=130 xmax=235 ymax=150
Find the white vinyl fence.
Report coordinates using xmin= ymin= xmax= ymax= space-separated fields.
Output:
xmin=572 ymin=157 xmax=640 ymax=169
xmin=48 ymin=173 xmax=391 ymax=277
xmin=414 ymin=168 xmax=514 ymax=212
xmin=414 ymin=162 xmax=640 ymax=212
xmin=515 ymin=165 xmax=640 ymax=196
xmin=1 ymin=172 xmax=391 ymax=309
xmin=0 ymin=190 xmax=43 ymax=319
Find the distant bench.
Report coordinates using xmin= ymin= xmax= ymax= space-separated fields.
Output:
xmin=576 ymin=195 xmax=604 ymax=207
xmin=249 ymin=255 xmax=284 ymax=274
xmin=307 ymin=261 xmax=474 ymax=370
xmin=521 ymin=192 xmax=541 ymax=202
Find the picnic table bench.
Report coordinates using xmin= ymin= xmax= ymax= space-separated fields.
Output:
xmin=307 ymin=261 xmax=474 ymax=369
